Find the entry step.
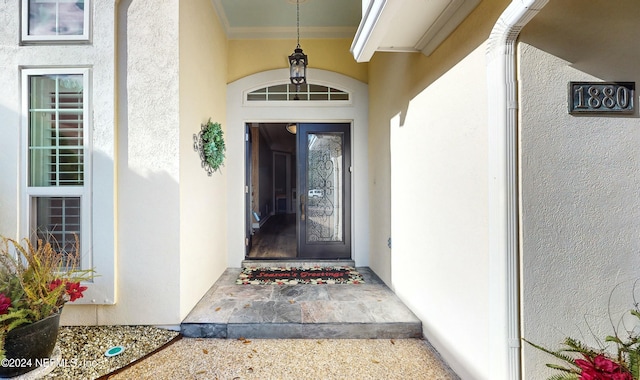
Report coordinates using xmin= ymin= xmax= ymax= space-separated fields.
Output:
xmin=181 ymin=267 xmax=423 ymax=340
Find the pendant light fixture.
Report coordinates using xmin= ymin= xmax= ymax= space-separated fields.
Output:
xmin=288 ymin=0 xmax=307 ymax=91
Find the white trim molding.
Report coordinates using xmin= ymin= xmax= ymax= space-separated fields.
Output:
xmin=350 ymin=0 xmax=480 ymax=63
xmin=20 ymin=67 xmax=115 ymax=306
xmin=350 ymin=0 xmax=389 ymax=63
xmin=486 ymin=0 xmax=548 ymax=379
xmin=20 ymin=0 xmax=92 ymax=44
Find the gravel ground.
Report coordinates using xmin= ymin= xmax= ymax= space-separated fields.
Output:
xmin=6 ymin=327 xmax=457 ymax=380
xmin=107 ymin=338 xmax=459 ymax=380
xmin=42 ymin=326 xmax=179 ymax=380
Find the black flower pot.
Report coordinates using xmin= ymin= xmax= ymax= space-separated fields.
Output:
xmin=0 ymin=312 xmax=60 ymax=377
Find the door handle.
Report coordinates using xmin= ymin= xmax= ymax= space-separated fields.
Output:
xmin=300 ymin=194 xmax=305 ymax=221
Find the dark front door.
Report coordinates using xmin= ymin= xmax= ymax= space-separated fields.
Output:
xmin=245 ymin=124 xmax=253 ymax=256
xmin=297 ymin=123 xmax=351 ymax=259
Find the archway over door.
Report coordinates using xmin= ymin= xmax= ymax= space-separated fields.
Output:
xmin=226 ymin=68 xmax=369 ymax=267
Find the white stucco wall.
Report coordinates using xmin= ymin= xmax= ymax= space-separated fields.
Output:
xmin=520 ymin=43 xmax=640 ymax=379
xmin=178 ymin=0 xmax=229 ymax=319
xmin=103 ymin=0 xmax=181 ymax=325
xmin=364 ymin=2 xmax=509 ymax=377
xmin=0 ymin=6 xmax=22 ymax=239
xmin=518 ymin=1 xmax=640 ymax=377
xmin=0 ymin=1 xmax=117 ymax=317
xmin=64 ymin=0 xmax=229 ymax=326
xmin=390 ymin=44 xmax=489 ymax=380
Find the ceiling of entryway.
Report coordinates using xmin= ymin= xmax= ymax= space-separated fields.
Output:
xmin=211 ymin=0 xmax=362 ymax=39
xmin=258 ymin=123 xmax=296 ymax=153
xmin=212 ymin=0 xmax=482 ymax=63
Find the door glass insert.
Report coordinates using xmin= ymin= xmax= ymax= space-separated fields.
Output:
xmin=306 ymin=133 xmax=344 ymax=243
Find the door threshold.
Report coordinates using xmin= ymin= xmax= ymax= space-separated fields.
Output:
xmin=242 ymin=259 xmax=356 ymax=268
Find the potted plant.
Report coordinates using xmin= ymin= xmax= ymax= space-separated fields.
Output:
xmin=0 ymin=236 xmax=93 ymax=377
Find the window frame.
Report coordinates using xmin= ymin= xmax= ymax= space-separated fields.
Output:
xmin=21 ymin=67 xmax=93 ymax=276
xmin=21 ymin=0 xmax=91 ymax=44
xmin=244 ymin=81 xmax=352 ymax=107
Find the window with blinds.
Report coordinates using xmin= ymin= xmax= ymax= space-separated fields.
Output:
xmin=29 ymin=74 xmax=84 ymax=187
xmin=247 ymin=83 xmax=349 ymax=102
xmin=33 ymin=196 xmax=81 ymax=257
xmin=23 ymin=69 xmax=90 ymax=268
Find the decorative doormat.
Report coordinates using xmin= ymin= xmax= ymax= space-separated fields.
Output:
xmin=236 ymin=266 xmax=365 ymax=285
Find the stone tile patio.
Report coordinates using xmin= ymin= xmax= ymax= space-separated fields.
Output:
xmin=181 ymin=266 xmax=423 ymax=339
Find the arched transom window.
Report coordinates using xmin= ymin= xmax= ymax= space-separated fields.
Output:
xmin=247 ymin=83 xmax=349 ymax=102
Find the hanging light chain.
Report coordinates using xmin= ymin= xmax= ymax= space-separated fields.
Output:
xmin=296 ymin=0 xmax=300 ymax=48
xmin=288 ymin=0 xmax=307 ymax=88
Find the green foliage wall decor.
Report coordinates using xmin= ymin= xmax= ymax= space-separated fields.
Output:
xmin=193 ymin=119 xmax=226 ymax=175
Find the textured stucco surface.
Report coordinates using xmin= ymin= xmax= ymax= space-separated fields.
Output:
xmin=388 ymin=44 xmax=489 ymax=380
xmin=365 ymin=1 xmax=509 ymax=379
xmin=63 ymin=0 xmax=230 ymax=326
xmin=519 ymin=1 xmax=640 ymax=378
xmin=178 ymin=0 xmax=229 ymax=320
xmin=0 ymin=1 xmax=117 ymax=309
xmin=66 ymin=0 xmax=183 ymax=325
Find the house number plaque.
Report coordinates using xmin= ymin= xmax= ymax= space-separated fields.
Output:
xmin=569 ymin=82 xmax=635 ymax=114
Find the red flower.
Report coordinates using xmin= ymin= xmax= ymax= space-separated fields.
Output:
xmin=65 ymin=281 xmax=87 ymax=302
xmin=594 ymin=355 xmax=622 ymax=373
xmin=48 ymin=278 xmax=64 ymax=291
xmin=612 ymin=373 xmax=634 ymax=380
xmin=575 ymin=355 xmax=633 ymax=380
xmin=0 ymin=293 xmax=11 ymax=315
